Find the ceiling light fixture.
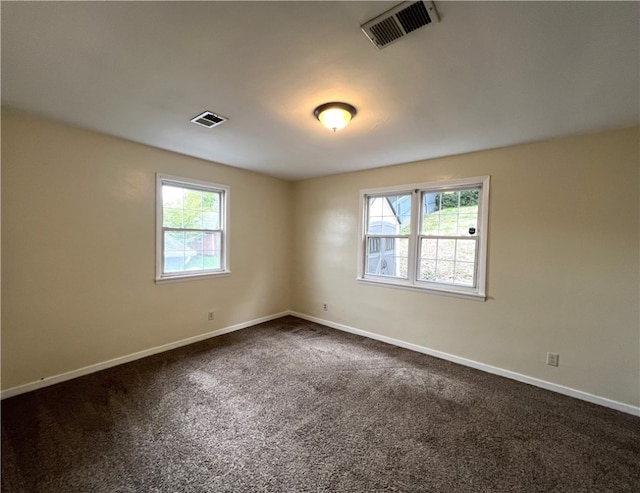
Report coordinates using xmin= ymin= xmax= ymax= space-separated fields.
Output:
xmin=313 ymin=102 xmax=357 ymax=132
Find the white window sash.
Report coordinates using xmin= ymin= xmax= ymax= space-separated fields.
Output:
xmin=156 ymin=173 xmax=230 ymax=282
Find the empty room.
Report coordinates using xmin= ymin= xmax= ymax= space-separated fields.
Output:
xmin=2 ymin=1 xmax=639 ymax=492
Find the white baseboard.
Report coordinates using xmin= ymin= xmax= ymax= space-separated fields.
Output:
xmin=290 ymin=311 xmax=640 ymax=417
xmin=4 ymin=310 xmax=639 ymax=417
xmin=0 ymin=311 xmax=290 ymax=400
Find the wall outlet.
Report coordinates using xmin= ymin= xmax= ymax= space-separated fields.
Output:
xmin=208 ymin=311 xmax=215 ymax=321
xmin=546 ymin=352 xmax=559 ymax=367
xmin=322 ymin=303 xmax=328 ymax=311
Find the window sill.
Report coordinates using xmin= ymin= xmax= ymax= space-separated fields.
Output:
xmin=155 ymin=271 xmax=231 ymax=284
xmin=356 ymin=277 xmax=486 ymax=302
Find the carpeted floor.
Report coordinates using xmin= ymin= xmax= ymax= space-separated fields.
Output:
xmin=2 ymin=316 xmax=639 ymax=492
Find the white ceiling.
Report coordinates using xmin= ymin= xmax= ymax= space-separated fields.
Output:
xmin=2 ymin=1 xmax=639 ymax=180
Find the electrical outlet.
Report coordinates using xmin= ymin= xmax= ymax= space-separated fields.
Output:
xmin=208 ymin=311 xmax=215 ymax=321
xmin=322 ymin=303 xmax=328 ymax=311
xmin=546 ymin=352 xmax=559 ymax=367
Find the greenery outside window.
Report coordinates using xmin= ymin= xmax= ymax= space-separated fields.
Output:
xmin=156 ymin=174 xmax=230 ymax=281
xmin=358 ymin=176 xmax=490 ymax=300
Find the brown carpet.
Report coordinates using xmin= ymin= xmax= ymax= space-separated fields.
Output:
xmin=2 ymin=316 xmax=639 ymax=492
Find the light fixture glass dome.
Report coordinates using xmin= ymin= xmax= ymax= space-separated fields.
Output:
xmin=314 ymin=102 xmax=357 ymax=132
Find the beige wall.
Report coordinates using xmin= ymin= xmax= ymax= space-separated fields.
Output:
xmin=3 ymin=108 xmax=639 ymax=409
xmin=291 ymin=127 xmax=640 ymax=407
xmin=1 ymin=109 xmax=291 ymax=389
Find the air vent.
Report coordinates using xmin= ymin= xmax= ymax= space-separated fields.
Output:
xmin=361 ymin=1 xmax=439 ymax=50
xmin=190 ymin=111 xmax=227 ymax=128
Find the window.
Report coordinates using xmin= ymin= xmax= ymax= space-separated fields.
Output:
xmin=358 ymin=176 xmax=489 ymax=300
xmin=156 ymin=174 xmax=230 ymax=281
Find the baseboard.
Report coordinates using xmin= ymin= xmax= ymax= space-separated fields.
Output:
xmin=0 ymin=311 xmax=290 ymax=400
xmin=290 ymin=311 xmax=640 ymax=417
xmin=5 ymin=310 xmax=639 ymax=417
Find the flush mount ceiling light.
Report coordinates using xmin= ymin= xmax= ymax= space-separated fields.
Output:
xmin=313 ymin=102 xmax=357 ymax=132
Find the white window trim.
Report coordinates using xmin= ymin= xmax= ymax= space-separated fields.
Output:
xmin=357 ymin=176 xmax=490 ymax=301
xmin=155 ymin=173 xmax=230 ymax=283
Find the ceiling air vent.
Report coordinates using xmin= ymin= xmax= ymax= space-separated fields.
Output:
xmin=190 ymin=111 xmax=227 ymax=128
xmin=361 ymin=1 xmax=440 ymax=50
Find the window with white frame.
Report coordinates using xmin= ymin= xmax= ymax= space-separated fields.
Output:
xmin=156 ymin=174 xmax=229 ymax=281
xmin=358 ymin=176 xmax=489 ymax=300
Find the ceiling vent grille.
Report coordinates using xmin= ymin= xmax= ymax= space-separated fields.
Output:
xmin=190 ymin=111 xmax=227 ymax=128
xmin=361 ymin=1 xmax=439 ymax=50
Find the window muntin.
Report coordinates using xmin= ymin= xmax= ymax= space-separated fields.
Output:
xmin=156 ymin=174 xmax=229 ymax=281
xmin=359 ymin=177 xmax=489 ymax=300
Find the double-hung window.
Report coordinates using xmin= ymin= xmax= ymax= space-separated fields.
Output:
xmin=156 ymin=174 xmax=230 ymax=281
xmin=359 ymin=176 xmax=489 ymax=300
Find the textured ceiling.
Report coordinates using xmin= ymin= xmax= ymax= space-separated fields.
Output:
xmin=2 ymin=1 xmax=639 ymax=180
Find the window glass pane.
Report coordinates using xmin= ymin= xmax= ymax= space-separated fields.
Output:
xmin=367 ymin=194 xmax=411 ymax=235
xmin=164 ymin=251 xmax=186 ymax=273
xmin=162 ymin=186 xmax=183 ymax=208
xmin=456 ymin=240 xmax=476 ymax=262
xmin=435 ymin=261 xmax=455 ymax=283
xmin=366 ymin=237 xmax=408 ymax=278
xmin=457 ymin=214 xmax=478 ymax=236
xmin=419 ymin=240 xmax=431 ymax=282
xmin=368 ymin=237 xmax=380 ymax=253
xmin=202 ymin=191 xmax=219 ymax=212
xmin=183 ymin=189 xmax=203 ymax=211
xmin=454 ymin=262 xmax=475 ymax=286
xmin=203 ymin=251 xmax=221 ymax=270
xmin=185 ymin=254 xmax=204 ymax=271
xmin=202 ymin=211 xmax=219 ymax=229
xmin=422 ymin=188 xmax=480 ymax=236
xmin=185 ymin=231 xmax=204 ymax=253
xmin=204 ymin=231 xmax=221 ymax=265
xmin=422 ymin=192 xmax=440 ymax=235
xmin=165 ymin=230 xmax=186 ymax=250
xmin=419 ymin=259 xmax=436 ymax=282
xmin=182 ymin=210 xmax=203 ymax=228
xmin=164 ymin=231 xmax=187 ymax=273
xmin=387 ymin=194 xmax=412 ymax=234
xmin=439 ymin=193 xmax=458 ymax=214
xmin=163 ymin=208 xmax=184 ymax=228
xmin=436 ymin=239 xmax=456 ymax=261
xmin=419 ymin=238 xmax=477 ymax=286
xmin=422 ymin=238 xmax=437 ymax=258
